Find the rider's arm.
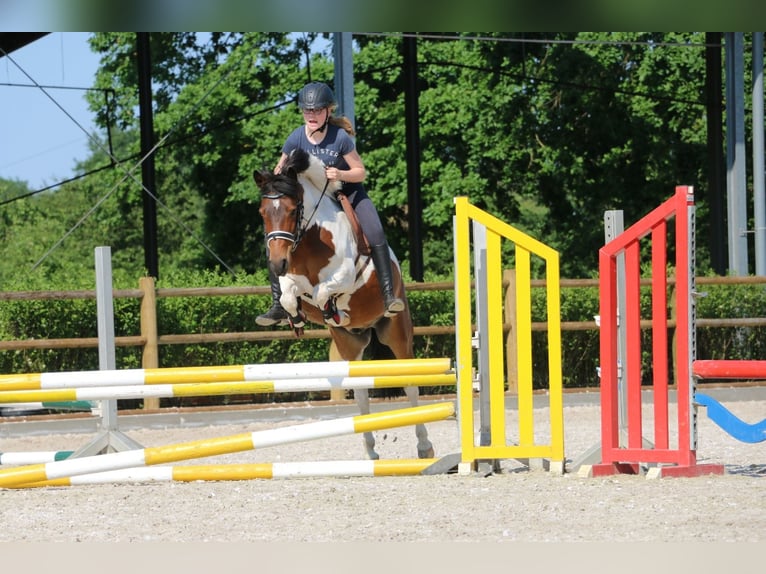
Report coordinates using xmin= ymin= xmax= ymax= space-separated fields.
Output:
xmin=326 ymin=150 xmax=366 ymax=183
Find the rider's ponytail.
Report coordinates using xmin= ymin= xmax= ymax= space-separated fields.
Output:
xmin=329 ymin=115 xmax=356 ymax=137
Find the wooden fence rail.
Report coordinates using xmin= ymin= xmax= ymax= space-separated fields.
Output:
xmin=2 ymin=274 xmax=765 ymax=350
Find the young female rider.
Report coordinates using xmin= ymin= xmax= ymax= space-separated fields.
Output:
xmin=256 ymin=81 xmax=405 ymax=326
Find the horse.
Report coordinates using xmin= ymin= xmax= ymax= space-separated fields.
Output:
xmin=253 ymin=148 xmax=434 ymax=460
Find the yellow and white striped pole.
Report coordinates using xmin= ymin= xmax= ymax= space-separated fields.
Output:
xmin=0 ymin=358 xmax=453 ymax=392
xmin=0 ymin=450 xmax=74 ymax=466
xmin=0 ymin=373 xmax=456 ymax=404
xmin=0 ymin=402 xmax=455 ymax=488
xmin=16 ymin=458 xmax=439 ymax=487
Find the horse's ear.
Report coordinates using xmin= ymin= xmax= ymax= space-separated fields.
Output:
xmin=284 ymin=166 xmax=298 ymax=181
xmin=253 ymin=170 xmax=268 ymax=187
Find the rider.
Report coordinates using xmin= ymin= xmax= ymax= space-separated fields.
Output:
xmin=256 ymin=81 xmax=405 ymax=327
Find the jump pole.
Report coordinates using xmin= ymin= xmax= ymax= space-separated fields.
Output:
xmin=0 ymin=401 xmax=455 ymax=488
xmin=693 ymin=361 xmax=766 ymax=444
xmin=0 ymin=358 xmax=453 ymax=392
xmin=0 ymin=373 xmax=456 ymax=404
xmin=693 ymin=360 xmax=766 ymax=379
xmin=0 ymin=450 xmax=74 ymax=466
xmin=15 ymin=459 xmax=440 ymax=487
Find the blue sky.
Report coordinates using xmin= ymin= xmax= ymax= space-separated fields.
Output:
xmin=0 ymin=33 xmax=330 ymax=192
xmin=1 ymin=32 xmax=100 ymax=190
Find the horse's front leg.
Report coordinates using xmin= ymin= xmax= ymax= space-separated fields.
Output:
xmin=314 ymin=284 xmax=350 ymax=327
xmin=353 ymin=388 xmax=379 ymax=460
xmin=278 ymin=277 xmax=303 ymax=323
xmin=314 ymin=258 xmax=356 ymax=327
xmin=403 ymin=385 xmax=435 ymax=459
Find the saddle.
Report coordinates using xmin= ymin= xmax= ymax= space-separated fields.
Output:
xmin=335 ymin=192 xmax=371 ymax=256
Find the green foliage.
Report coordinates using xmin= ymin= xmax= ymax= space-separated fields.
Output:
xmin=406 ymin=275 xmax=456 ymax=362
xmin=557 ymin=283 xmax=601 ymax=388
xmin=0 ymin=288 xmax=142 ymax=375
xmin=696 ymin=281 xmax=766 ymax=362
xmin=528 ymin=278 xmax=601 ymax=388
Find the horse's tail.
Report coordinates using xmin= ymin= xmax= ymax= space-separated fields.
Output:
xmin=366 ymin=330 xmax=403 ymax=399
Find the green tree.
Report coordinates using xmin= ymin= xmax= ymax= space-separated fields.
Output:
xmin=3 ymin=32 xmax=723 ymax=286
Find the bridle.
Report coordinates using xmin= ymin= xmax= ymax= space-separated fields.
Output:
xmin=262 ymin=178 xmax=331 ymax=253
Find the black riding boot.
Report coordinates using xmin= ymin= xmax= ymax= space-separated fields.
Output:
xmin=255 ymin=270 xmax=289 ymax=326
xmin=370 ymin=243 xmax=405 ymax=316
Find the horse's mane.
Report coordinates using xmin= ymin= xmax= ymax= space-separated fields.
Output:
xmin=283 ymin=147 xmax=311 ymax=174
xmin=283 ymin=148 xmax=341 ymax=198
xmin=261 ymin=148 xmax=340 ymax=201
xmin=257 ymin=150 xmax=313 ymax=200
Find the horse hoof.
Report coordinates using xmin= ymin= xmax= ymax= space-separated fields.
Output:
xmin=288 ymin=313 xmax=306 ymax=330
xmin=418 ymin=447 xmax=435 ymax=459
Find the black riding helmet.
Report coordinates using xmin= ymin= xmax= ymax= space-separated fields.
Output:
xmin=298 ymin=82 xmax=336 ymax=111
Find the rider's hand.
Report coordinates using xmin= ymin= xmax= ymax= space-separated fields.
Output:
xmin=325 ymin=167 xmax=344 ymax=183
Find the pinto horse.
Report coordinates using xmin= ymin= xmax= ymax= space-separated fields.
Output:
xmin=253 ymin=148 xmax=434 ymax=460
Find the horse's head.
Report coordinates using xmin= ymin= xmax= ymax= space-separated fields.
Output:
xmin=253 ymin=149 xmax=339 ymax=279
xmin=253 ymin=160 xmax=305 ymax=277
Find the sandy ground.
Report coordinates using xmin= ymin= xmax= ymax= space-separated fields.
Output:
xmin=1 ymin=390 xmax=764 ymax=552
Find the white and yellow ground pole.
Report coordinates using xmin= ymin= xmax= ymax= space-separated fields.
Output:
xmin=0 ymin=402 xmax=455 ymax=489
xmin=0 ymin=450 xmax=74 ymax=466
xmin=14 ymin=459 xmax=439 ymax=488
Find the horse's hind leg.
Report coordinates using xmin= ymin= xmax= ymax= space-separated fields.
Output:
xmin=403 ymin=385 xmax=435 ymax=459
xmin=329 ymin=331 xmax=379 ymax=460
xmin=375 ymin=312 xmax=434 ymax=459
xmin=353 ymin=387 xmax=379 ymax=460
